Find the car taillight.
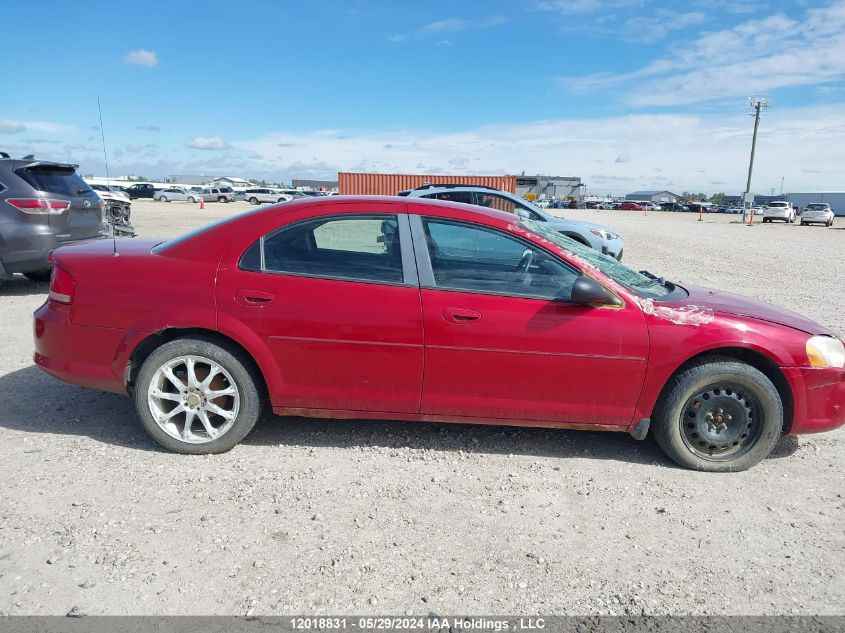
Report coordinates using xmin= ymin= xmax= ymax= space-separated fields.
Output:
xmin=49 ymin=264 xmax=75 ymax=304
xmin=6 ymin=198 xmax=71 ymax=214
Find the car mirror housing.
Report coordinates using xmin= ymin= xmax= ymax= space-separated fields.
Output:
xmin=570 ymin=274 xmax=620 ymax=306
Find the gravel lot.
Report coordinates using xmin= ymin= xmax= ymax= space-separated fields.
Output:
xmin=0 ymin=200 xmax=843 ymax=616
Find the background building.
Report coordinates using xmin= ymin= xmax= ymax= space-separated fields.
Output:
xmin=166 ymin=174 xmax=213 ymax=185
xmin=514 ymin=175 xmax=582 ymax=200
xmin=292 ymin=178 xmax=338 ymax=191
xmin=787 ymin=192 xmax=845 ymax=215
xmin=625 ymin=190 xmax=680 ymax=203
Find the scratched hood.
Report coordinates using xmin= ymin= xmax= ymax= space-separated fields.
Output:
xmin=679 ymin=284 xmax=835 ymax=336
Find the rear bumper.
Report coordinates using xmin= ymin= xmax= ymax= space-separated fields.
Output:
xmin=783 ymin=366 xmax=845 ymax=434
xmin=33 ymin=301 xmax=127 ymax=394
xmin=0 ymin=222 xmax=105 ymax=277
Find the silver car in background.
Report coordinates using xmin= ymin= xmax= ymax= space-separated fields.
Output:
xmin=155 ymin=187 xmax=200 ymax=203
xmin=800 ymin=203 xmax=835 ymax=227
xmin=400 ymin=184 xmax=625 ymax=260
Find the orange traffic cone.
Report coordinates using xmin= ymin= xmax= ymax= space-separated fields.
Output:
xmin=199 ymin=198 xmax=205 ymax=210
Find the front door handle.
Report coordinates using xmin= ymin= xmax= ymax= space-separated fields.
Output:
xmin=235 ymin=289 xmax=274 ymax=306
xmin=443 ymin=306 xmax=481 ymax=324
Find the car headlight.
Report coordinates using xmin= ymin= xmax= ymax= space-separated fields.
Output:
xmin=806 ymin=336 xmax=845 ymax=368
xmin=590 ymin=229 xmax=620 ymax=241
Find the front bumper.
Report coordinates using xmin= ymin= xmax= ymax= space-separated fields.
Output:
xmin=783 ymin=366 xmax=845 ymax=434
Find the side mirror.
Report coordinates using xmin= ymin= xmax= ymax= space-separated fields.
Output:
xmin=570 ymin=274 xmax=620 ymax=306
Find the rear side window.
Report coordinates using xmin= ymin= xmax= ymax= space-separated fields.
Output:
xmin=244 ymin=215 xmax=404 ymax=284
xmin=424 ymin=191 xmax=474 ymax=204
xmin=16 ymin=166 xmax=91 ymax=196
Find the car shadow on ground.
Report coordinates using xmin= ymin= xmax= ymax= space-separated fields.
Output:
xmin=0 ymin=364 xmax=800 ymax=466
xmin=0 ymin=276 xmax=49 ymax=297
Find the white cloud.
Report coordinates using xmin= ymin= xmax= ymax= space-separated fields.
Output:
xmin=417 ymin=14 xmax=506 ymax=36
xmin=536 ymin=0 xmax=642 ymax=13
xmin=623 ymin=10 xmax=706 ymax=43
xmin=567 ymin=2 xmax=845 ymax=106
xmin=0 ymin=119 xmax=25 ymax=134
xmin=227 ymin=104 xmax=845 ymax=194
xmin=125 ymin=49 xmax=158 ymax=67
xmin=188 ymin=136 xmax=230 ymax=150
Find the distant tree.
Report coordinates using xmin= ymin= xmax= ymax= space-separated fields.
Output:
xmin=710 ymin=192 xmax=726 ymax=203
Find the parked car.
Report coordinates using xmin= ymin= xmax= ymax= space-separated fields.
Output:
xmin=90 ymin=184 xmax=130 ymax=203
xmin=197 ymin=186 xmax=236 ymax=203
xmin=0 ymin=153 xmax=104 ymax=285
xmin=34 ymin=196 xmax=845 ymax=470
xmin=90 ymin=184 xmax=134 ymax=236
xmin=660 ymin=202 xmax=688 ymax=212
xmin=599 ymin=201 xmax=618 ymax=210
xmin=399 ymin=184 xmax=624 ymax=259
xmin=155 ymin=187 xmax=200 ymax=203
xmin=800 ymin=203 xmax=835 ymax=226
xmin=275 ymin=189 xmax=309 ymax=199
xmin=125 ymin=183 xmax=156 ymax=199
xmin=762 ymin=201 xmax=796 ymax=223
xmin=618 ymin=201 xmax=643 ymax=211
xmin=535 ymin=199 xmax=550 ymax=209
xmin=243 ymin=188 xmax=294 ymax=205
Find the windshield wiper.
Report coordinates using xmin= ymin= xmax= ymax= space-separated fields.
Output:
xmin=639 ymin=269 xmax=667 ymax=286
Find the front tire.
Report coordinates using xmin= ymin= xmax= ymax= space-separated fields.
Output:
xmin=249 ymin=197 xmax=259 ymax=205
xmin=218 ymin=196 xmax=227 ymax=203
xmin=188 ymin=196 xmax=197 ymax=203
xmin=134 ymin=338 xmax=263 ymax=454
xmin=652 ymin=358 xmax=783 ymax=472
xmin=158 ymin=195 xmax=167 ymax=202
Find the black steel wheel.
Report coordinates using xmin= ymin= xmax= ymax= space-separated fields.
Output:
xmin=680 ymin=383 xmax=763 ymax=461
xmin=652 ymin=357 xmax=783 ymax=471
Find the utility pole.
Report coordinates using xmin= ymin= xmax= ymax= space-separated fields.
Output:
xmin=780 ymin=176 xmax=784 ymax=196
xmin=742 ymin=97 xmax=768 ymax=224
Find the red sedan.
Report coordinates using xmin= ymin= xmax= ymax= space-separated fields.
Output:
xmin=618 ymin=201 xmax=643 ymax=211
xmin=33 ymin=197 xmax=845 ymax=471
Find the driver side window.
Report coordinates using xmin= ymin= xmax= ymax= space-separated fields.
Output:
xmin=422 ymin=219 xmax=578 ymax=300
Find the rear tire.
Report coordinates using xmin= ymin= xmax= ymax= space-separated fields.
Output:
xmin=188 ymin=196 xmax=197 ymax=203
xmin=158 ymin=195 xmax=167 ymax=202
xmin=249 ymin=197 xmax=259 ymax=205
xmin=24 ymin=269 xmax=52 ymax=283
xmin=218 ymin=196 xmax=226 ymax=203
xmin=134 ymin=338 xmax=263 ymax=454
xmin=652 ymin=358 xmax=783 ymax=472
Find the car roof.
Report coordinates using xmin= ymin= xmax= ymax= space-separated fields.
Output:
xmin=159 ymin=195 xmax=518 ymax=259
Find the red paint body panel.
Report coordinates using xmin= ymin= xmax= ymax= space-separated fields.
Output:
xmin=419 ymin=289 xmax=648 ymax=426
xmin=30 ymin=196 xmax=845 ymax=443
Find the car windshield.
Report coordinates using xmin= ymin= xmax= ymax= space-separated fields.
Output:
xmin=518 ymin=218 xmax=674 ymax=298
xmin=769 ymin=202 xmax=787 ymax=207
xmin=807 ymin=204 xmax=828 ymax=210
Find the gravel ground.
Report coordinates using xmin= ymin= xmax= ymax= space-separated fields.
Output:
xmin=0 ymin=201 xmax=843 ymax=616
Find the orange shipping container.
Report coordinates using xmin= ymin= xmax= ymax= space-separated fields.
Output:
xmin=338 ymin=172 xmax=516 ymax=196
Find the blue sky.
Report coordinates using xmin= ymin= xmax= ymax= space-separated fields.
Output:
xmin=3 ymin=0 xmax=845 ymax=194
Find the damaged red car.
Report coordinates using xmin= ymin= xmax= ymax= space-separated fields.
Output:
xmin=33 ymin=197 xmax=845 ymax=471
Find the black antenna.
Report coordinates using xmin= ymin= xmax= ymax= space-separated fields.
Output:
xmin=97 ymin=95 xmax=111 ymax=186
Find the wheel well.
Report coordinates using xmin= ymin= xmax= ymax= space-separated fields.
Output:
xmin=126 ymin=328 xmax=268 ymax=400
xmin=653 ymin=347 xmax=794 ymax=432
xmin=561 ymin=232 xmax=590 ymax=246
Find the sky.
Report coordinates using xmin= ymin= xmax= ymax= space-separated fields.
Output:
xmin=3 ymin=0 xmax=845 ymax=195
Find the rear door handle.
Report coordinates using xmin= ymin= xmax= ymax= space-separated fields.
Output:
xmin=442 ymin=307 xmax=481 ymax=324
xmin=235 ymin=289 xmax=274 ymax=306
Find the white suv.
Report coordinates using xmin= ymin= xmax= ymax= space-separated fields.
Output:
xmin=243 ymin=188 xmax=293 ymax=205
xmin=800 ymin=203 xmax=835 ymax=227
xmin=762 ymin=201 xmax=795 ymax=223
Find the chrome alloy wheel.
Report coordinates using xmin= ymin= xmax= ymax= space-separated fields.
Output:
xmin=147 ymin=355 xmax=240 ymax=443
